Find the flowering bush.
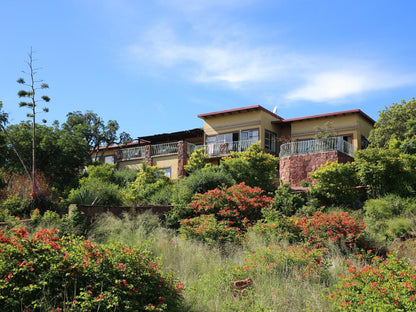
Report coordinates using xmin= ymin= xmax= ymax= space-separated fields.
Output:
xmin=233 ymin=243 xmax=327 ymax=281
xmin=179 ymin=214 xmax=242 ymax=245
xmin=0 ymin=228 xmax=183 ymax=311
xmin=292 ymin=211 xmax=367 ymax=249
xmin=179 ymin=183 xmax=272 ymax=244
xmin=188 ymin=182 xmax=273 ymax=231
xmin=329 ymin=252 xmax=416 ymax=311
xmin=251 ymin=210 xmax=300 ymax=244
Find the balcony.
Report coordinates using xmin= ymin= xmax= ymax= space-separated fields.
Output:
xmin=120 ymin=146 xmax=146 ymax=160
xmin=279 ymin=137 xmax=354 ymax=158
xmin=191 ymin=139 xmax=258 ymax=157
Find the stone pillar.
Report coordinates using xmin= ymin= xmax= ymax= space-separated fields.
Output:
xmin=177 ymin=141 xmax=188 ymax=178
xmin=145 ymin=145 xmax=152 ymax=166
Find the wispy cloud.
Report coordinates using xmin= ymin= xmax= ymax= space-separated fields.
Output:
xmin=285 ymin=69 xmax=415 ymax=102
xmin=126 ymin=18 xmax=416 ymax=104
xmin=127 ymin=24 xmax=303 ymax=87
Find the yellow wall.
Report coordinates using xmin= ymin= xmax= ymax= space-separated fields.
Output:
xmin=152 ymin=155 xmax=180 ymax=180
xmin=202 ymin=109 xmax=280 ymax=150
xmin=289 ymin=113 xmax=373 ymax=151
xmin=118 ymin=159 xmax=143 ymax=171
xmin=203 ymin=110 xmax=263 ymax=136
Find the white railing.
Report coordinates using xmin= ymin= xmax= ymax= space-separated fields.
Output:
xmin=201 ymin=139 xmax=258 ymax=157
xmin=279 ymin=137 xmax=354 ymax=158
xmin=121 ymin=146 xmax=146 ymax=160
xmin=151 ymin=142 xmax=179 ymax=156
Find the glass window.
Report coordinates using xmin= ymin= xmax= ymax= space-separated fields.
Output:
xmin=161 ymin=167 xmax=171 ymax=178
xmin=265 ymin=130 xmax=277 ymax=153
xmin=104 ymin=155 xmax=115 ymax=164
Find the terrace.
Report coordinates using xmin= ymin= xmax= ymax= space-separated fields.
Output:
xmin=191 ymin=139 xmax=258 ymax=157
xmin=279 ymin=136 xmax=355 ymax=158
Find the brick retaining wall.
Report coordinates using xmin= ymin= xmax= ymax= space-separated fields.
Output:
xmin=279 ymin=150 xmax=354 ymax=187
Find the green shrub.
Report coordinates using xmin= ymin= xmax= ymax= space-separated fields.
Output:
xmin=329 ymin=252 xmax=416 ymax=311
xmin=354 ymin=148 xmax=416 ymax=198
xmin=30 ymin=208 xmax=87 ymax=236
xmin=250 ymin=210 xmax=300 ymax=244
xmin=270 ymin=183 xmax=304 ymax=216
xmin=364 ymin=195 xmax=416 ymax=242
xmin=184 ymin=147 xmax=210 ymax=174
xmin=0 ymin=193 xmax=32 ymax=216
xmin=232 ymin=243 xmax=327 ymax=281
xmin=309 ymin=161 xmax=360 ymax=208
xmin=149 ymin=183 xmax=174 ymax=205
xmin=67 ymin=178 xmax=123 ymax=206
xmin=111 ymin=169 xmax=140 ymax=187
xmin=122 ymin=164 xmax=173 ymax=206
xmin=0 ymin=227 xmax=183 ymax=311
xmin=220 ymin=143 xmax=279 ymax=193
xmin=179 ymin=214 xmax=242 ymax=245
xmin=171 ymin=166 xmax=235 ymax=206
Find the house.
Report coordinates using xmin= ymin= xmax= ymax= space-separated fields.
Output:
xmin=96 ymin=105 xmax=375 ymax=185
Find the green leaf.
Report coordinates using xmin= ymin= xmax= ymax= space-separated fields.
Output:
xmin=17 ymin=90 xmax=28 ymax=97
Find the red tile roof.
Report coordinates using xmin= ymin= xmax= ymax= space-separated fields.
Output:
xmin=275 ymin=109 xmax=375 ymax=124
xmin=198 ymin=105 xmax=282 ymax=120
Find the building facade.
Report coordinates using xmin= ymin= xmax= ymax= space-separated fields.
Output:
xmin=96 ymin=105 xmax=375 ymax=183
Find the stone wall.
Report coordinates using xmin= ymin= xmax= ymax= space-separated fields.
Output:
xmin=279 ymin=150 xmax=354 ymax=187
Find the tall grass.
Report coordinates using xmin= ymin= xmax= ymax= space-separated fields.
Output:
xmin=87 ymin=213 xmax=345 ymax=311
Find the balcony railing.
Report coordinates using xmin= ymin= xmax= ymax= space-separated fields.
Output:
xmin=279 ymin=137 xmax=354 ymax=158
xmin=121 ymin=146 xmax=146 ymax=160
xmin=193 ymin=139 xmax=258 ymax=157
xmin=120 ymin=139 xmax=258 ymax=161
xmin=120 ymin=142 xmax=180 ymax=161
xmin=151 ymin=142 xmax=179 ymax=156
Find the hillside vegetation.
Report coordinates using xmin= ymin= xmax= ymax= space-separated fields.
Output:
xmin=1 ymin=100 xmax=416 ymax=311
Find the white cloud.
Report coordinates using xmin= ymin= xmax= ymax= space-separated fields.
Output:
xmin=285 ymin=70 xmax=415 ymax=102
xmin=128 ymin=24 xmax=302 ymax=87
xmin=126 ymin=23 xmax=416 ymax=103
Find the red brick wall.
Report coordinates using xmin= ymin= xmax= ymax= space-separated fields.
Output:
xmin=279 ymin=151 xmax=354 ymax=187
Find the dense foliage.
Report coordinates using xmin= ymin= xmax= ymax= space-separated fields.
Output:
xmin=354 ymin=148 xmax=416 ymax=198
xmin=368 ymin=98 xmax=416 ymax=149
xmin=220 ymin=143 xmax=279 ymax=193
xmin=309 ymin=161 xmax=360 ymax=207
xmin=0 ymin=228 xmax=183 ymax=311
xmin=329 ymin=252 xmax=416 ymax=311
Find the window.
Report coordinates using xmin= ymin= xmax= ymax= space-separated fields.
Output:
xmin=265 ymin=130 xmax=277 ymax=153
xmin=104 ymin=155 xmax=115 ymax=164
xmin=206 ymin=129 xmax=259 ymax=144
xmin=161 ymin=167 xmax=171 ymax=178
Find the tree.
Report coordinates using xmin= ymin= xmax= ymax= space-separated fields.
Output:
xmin=2 ymin=121 xmax=90 ymax=192
xmin=63 ymin=111 xmax=132 ymax=161
xmin=16 ymin=48 xmax=50 ymax=198
xmin=0 ymin=101 xmax=34 ymax=187
xmin=314 ymin=121 xmax=336 ymax=139
xmin=354 ymin=148 xmax=416 ymax=198
xmin=368 ymin=98 xmax=416 ymax=149
xmin=184 ymin=147 xmax=210 ymax=174
xmin=399 ymin=119 xmax=416 ymax=154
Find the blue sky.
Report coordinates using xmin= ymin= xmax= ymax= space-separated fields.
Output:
xmin=1 ymin=0 xmax=415 ymax=137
